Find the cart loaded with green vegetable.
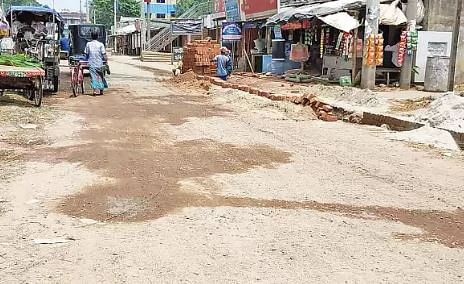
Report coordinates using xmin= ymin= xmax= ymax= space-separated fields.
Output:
xmin=0 ymin=54 xmax=45 ymax=106
xmin=0 ymin=6 xmax=64 ymax=107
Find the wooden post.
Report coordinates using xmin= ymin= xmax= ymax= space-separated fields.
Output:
xmin=352 ymin=13 xmax=359 ymax=83
xmin=400 ymin=0 xmax=417 ymax=90
xmin=448 ymin=0 xmax=462 ymax=90
xmin=361 ymin=0 xmax=380 ymax=90
xmin=266 ymin=26 xmax=272 ymax=54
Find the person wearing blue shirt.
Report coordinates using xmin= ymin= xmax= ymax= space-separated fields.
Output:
xmin=59 ymin=34 xmax=70 ymax=59
xmin=60 ymin=35 xmax=69 ymax=52
xmin=214 ymin=47 xmax=231 ymax=81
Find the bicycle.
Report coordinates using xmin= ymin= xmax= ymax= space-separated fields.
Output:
xmin=69 ymin=56 xmax=88 ymax=97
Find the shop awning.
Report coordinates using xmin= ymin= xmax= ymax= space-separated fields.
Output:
xmin=116 ymin=24 xmax=136 ymax=35
xmin=318 ymin=12 xmax=360 ymax=33
xmin=266 ymin=0 xmax=393 ymax=30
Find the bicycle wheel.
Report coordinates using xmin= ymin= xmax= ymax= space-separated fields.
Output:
xmin=80 ymin=78 xmax=85 ymax=95
xmin=78 ymin=68 xmax=85 ymax=95
xmin=72 ymin=84 xmax=78 ymax=97
xmin=71 ymin=68 xmax=78 ymax=97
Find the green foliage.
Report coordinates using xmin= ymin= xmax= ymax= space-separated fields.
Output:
xmin=89 ymin=0 xmax=140 ymax=29
xmin=176 ymin=0 xmax=205 ymax=15
xmin=2 ymin=0 xmax=44 ymax=8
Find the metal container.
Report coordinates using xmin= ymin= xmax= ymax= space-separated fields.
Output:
xmin=424 ymin=56 xmax=450 ymax=92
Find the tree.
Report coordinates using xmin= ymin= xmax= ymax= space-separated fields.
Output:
xmin=176 ymin=0 xmax=206 ymax=15
xmin=89 ymin=0 xmax=140 ymax=29
xmin=2 ymin=0 xmax=44 ymax=8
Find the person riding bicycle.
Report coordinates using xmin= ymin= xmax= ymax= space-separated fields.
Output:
xmin=84 ymin=31 xmax=108 ymax=96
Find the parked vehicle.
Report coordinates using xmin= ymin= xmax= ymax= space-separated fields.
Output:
xmin=5 ymin=6 xmax=64 ymax=93
xmin=68 ymin=24 xmax=106 ymax=64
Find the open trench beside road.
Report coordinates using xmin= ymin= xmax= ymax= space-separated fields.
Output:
xmin=1 ymin=56 xmax=464 ymax=282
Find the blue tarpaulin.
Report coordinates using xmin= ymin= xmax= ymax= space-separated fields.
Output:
xmin=6 ymin=6 xmax=65 ymax=23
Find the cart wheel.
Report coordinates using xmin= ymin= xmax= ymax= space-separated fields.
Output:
xmin=34 ymin=78 xmax=43 ymax=107
xmin=52 ymin=76 xmax=59 ymax=93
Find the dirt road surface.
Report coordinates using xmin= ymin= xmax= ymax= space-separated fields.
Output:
xmin=1 ymin=56 xmax=464 ymax=283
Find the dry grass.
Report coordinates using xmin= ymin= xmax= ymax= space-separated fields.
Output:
xmin=0 ymin=149 xmax=24 ymax=181
xmin=2 ymin=131 xmax=50 ymax=146
xmin=0 ymin=149 xmax=22 ymax=162
xmin=0 ymin=95 xmax=55 ymax=125
xmin=390 ymin=96 xmax=434 ymax=112
xmin=0 ymin=93 xmax=58 ymax=180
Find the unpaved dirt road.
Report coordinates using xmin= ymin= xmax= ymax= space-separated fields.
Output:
xmin=1 ymin=56 xmax=464 ymax=283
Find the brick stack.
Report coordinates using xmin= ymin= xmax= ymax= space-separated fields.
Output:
xmin=182 ymin=40 xmax=221 ymax=75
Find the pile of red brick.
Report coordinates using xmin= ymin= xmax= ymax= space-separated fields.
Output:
xmin=182 ymin=40 xmax=220 ymax=75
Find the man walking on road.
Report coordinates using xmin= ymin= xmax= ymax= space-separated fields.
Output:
xmin=214 ymin=47 xmax=231 ymax=81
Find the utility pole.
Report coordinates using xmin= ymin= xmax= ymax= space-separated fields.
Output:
xmin=86 ymin=0 xmax=89 ymax=23
xmin=114 ymin=0 xmax=117 ymax=53
xmin=141 ymin=0 xmax=146 ymax=52
xmin=400 ymin=0 xmax=417 ymax=90
xmin=361 ymin=0 xmax=380 ymax=90
xmin=147 ymin=1 xmax=151 ymax=50
xmin=448 ymin=0 xmax=462 ymax=90
xmin=52 ymin=0 xmax=55 ymax=37
xmin=80 ymin=0 xmax=83 ymax=23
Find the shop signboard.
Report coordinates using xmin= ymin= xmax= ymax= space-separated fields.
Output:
xmin=222 ymin=22 xmax=242 ymax=40
xmin=173 ymin=47 xmax=184 ymax=61
xmin=281 ymin=20 xmax=310 ymax=30
xmin=225 ymin=0 xmax=242 ymax=22
xmin=273 ymin=26 xmax=282 ymax=39
xmin=213 ymin=0 xmax=225 ymax=14
xmin=241 ymin=0 xmax=278 ymax=20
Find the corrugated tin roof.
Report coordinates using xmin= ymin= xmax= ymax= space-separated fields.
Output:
xmin=267 ymin=0 xmax=392 ymax=25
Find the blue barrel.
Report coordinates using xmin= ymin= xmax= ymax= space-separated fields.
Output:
xmin=272 ymin=59 xmax=285 ymax=75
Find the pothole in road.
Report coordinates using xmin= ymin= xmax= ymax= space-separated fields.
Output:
xmin=40 ymin=86 xmax=464 ymax=249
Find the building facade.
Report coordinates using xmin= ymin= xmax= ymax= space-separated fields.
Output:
xmin=147 ymin=0 xmax=177 ymax=20
xmin=59 ymin=10 xmax=87 ymax=34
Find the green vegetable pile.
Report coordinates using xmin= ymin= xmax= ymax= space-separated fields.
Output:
xmin=0 ymin=54 xmax=43 ymax=68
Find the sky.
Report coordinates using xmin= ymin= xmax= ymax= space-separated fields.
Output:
xmin=37 ymin=0 xmax=84 ymax=12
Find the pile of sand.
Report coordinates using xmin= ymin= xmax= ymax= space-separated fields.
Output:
xmin=390 ymin=96 xmax=434 ymax=112
xmin=170 ymin=71 xmax=196 ymax=84
xmin=170 ymin=71 xmax=211 ymax=91
xmin=388 ymin=126 xmax=460 ymax=151
xmin=415 ymin=93 xmax=464 ymax=132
